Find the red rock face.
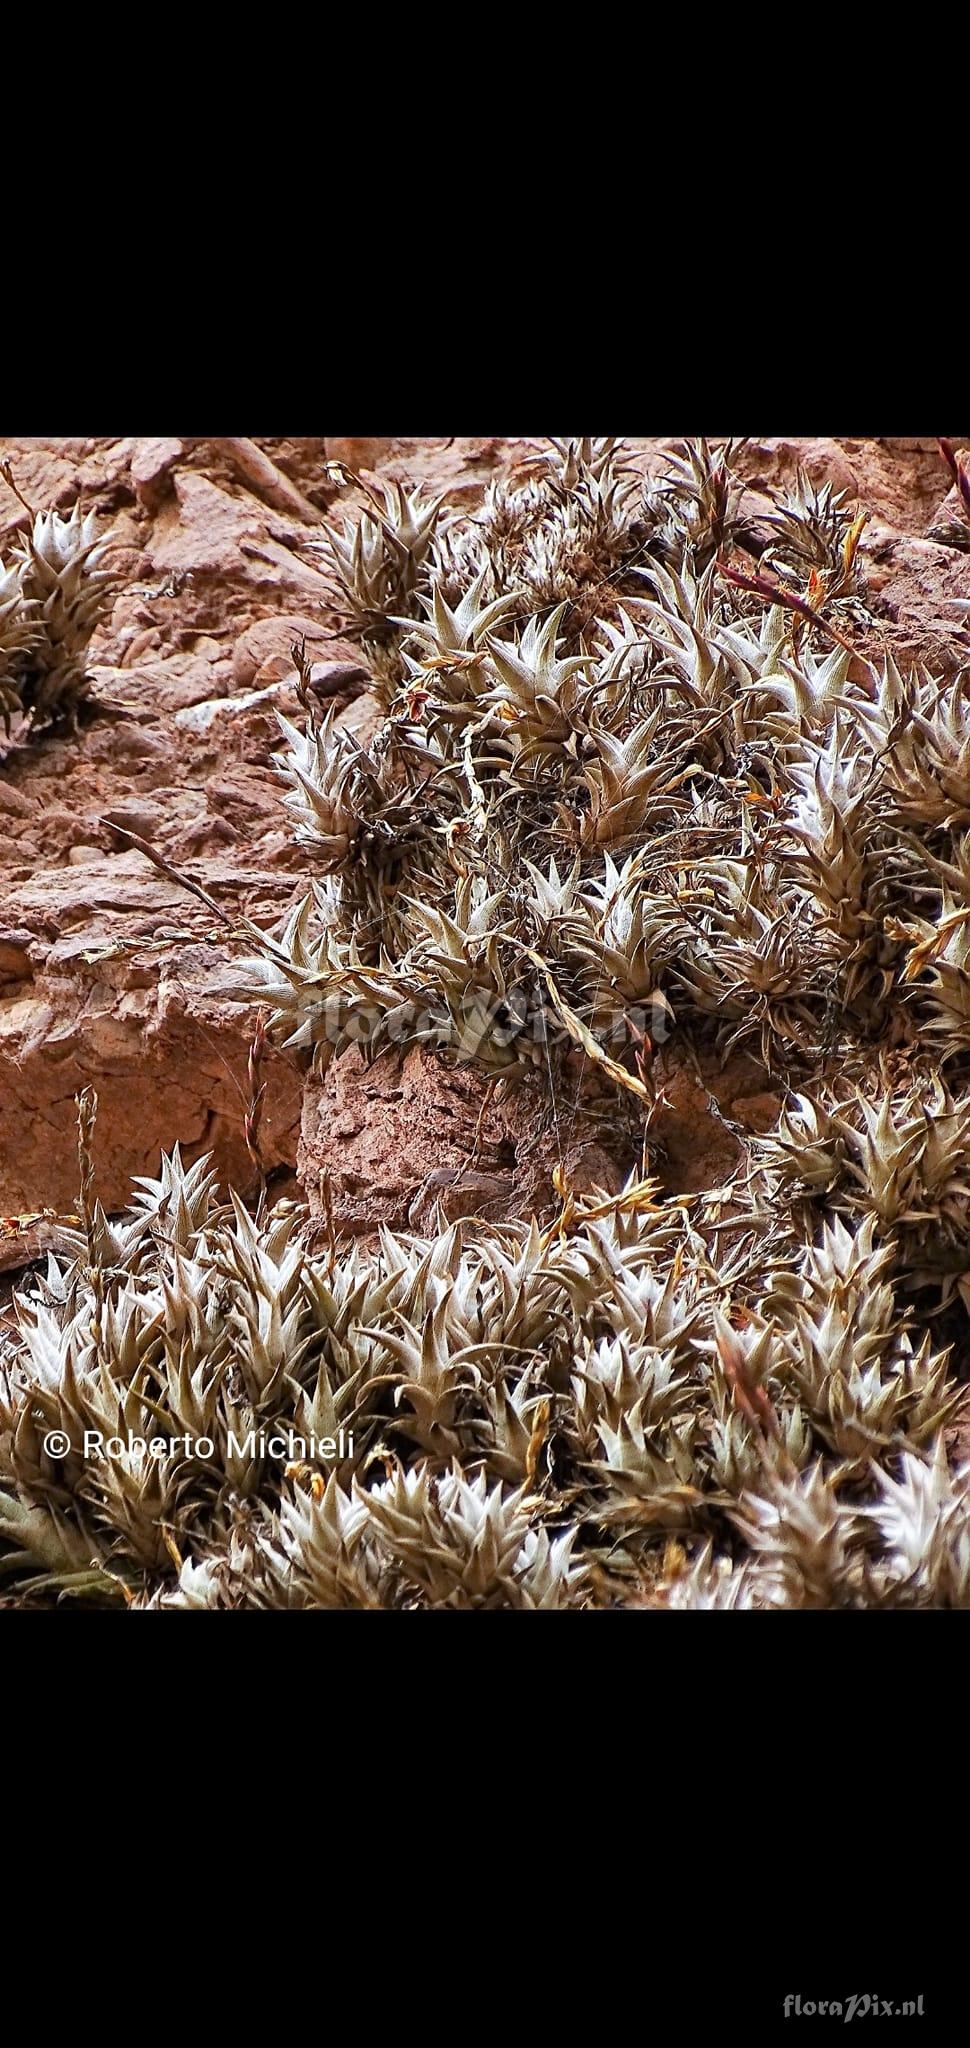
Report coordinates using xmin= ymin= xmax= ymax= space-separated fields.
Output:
xmin=0 ymin=435 xmax=966 ymax=1223
xmin=298 ymin=1044 xmax=638 ymax=1239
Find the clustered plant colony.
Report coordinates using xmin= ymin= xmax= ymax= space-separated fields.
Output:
xmin=2 ymin=435 xmax=970 ymax=1608
xmin=0 ymin=486 xmax=116 ymax=730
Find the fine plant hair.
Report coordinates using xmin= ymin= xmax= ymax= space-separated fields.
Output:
xmin=5 ymin=433 xmax=970 ymax=1609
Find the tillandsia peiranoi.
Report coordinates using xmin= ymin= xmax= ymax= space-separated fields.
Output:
xmin=0 ymin=1129 xmax=967 ymax=1608
xmin=4 ymin=434 xmax=970 ymax=1608
xmin=0 ymin=480 xmax=117 ymax=730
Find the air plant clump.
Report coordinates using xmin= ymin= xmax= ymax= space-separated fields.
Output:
xmin=3 ymin=1135 xmax=970 ymax=1607
xmin=0 ymin=488 xmax=116 ymax=729
xmin=643 ymin=436 xmax=744 ymax=570
xmin=311 ymin=476 xmax=445 ymax=698
xmin=760 ymin=465 xmax=868 ymax=607
xmin=6 ymin=433 xmax=970 ymax=1609
xmin=209 ymin=438 xmax=970 ymax=1601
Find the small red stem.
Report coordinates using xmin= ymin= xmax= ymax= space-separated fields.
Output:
xmin=716 ymin=562 xmax=861 ymax=657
